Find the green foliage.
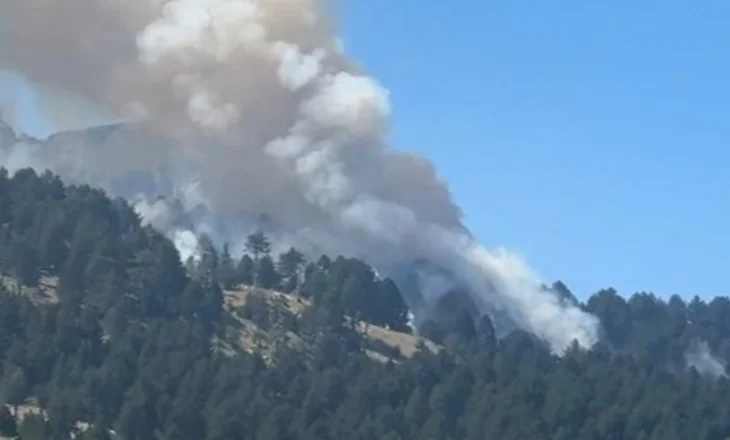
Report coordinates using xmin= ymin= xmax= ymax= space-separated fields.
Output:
xmin=278 ymin=247 xmax=305 ymax=293
xmin=245 ymin=231 xmax=271 ymax=261
xmin=216 ymin=243 xmax=237 ymax=289
xmin=301 ymin=256 xmax=411 ymax=332
xmin=235 ymin=254 xmax=255 ymax=286
xmin=3 ymin=168 xmax=730 ymax=439
xmin=255 ymin=255 xmax=280 ymax=289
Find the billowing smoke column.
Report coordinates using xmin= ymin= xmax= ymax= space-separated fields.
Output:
xmin=0 ymin=0 xmax=600 ymax=352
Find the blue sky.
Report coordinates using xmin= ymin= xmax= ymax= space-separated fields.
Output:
xmin=339 ymin=2 xmax=730 ymax=299
xmin=2 ymin=2 xmax=729 ymax=300
xmin=0 ymin=71 xmax=55 ymax=137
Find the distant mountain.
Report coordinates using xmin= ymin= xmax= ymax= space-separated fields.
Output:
xmin=0 ymin=120 xmax=177 ymax=199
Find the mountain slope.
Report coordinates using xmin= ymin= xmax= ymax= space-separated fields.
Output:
xmin=221 ymin=285 xmax=439 ymax=363
xmin=1 ymin=169 xmax=730 ymax=439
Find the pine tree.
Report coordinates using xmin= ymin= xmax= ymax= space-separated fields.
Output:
xmin=378 ymin=278 xmax=411 ymax=332
xmin=236 ymin=254 xmax=255 ymax=286
xmin=277 ymin=247 xmax=305 ymax=293
xmin=194 ymin=234 xmax=218 ymax=287
xmin=245 ymin=231 xmax=271 ymax=261
xmin=255 ymin=256 xmax=280 ymax=289
xmin=217 ymin=243 xmax=237 ymax=289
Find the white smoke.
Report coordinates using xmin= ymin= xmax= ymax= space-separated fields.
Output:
xmin=0 ymin=0 xmax=600 ymax=352
xmin=685 ymin=340 xmax=727 ymax=379
xmin=0 ymin=140 xmax=44 ymax=174
xmin=173 ymin=230 xmax=202 ymax=262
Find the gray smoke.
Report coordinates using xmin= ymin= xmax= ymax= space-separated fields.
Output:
xmin=0 ymin=0 xmax=600 ymax=352
xmin=685 ymin=340 xmax=727 ymax=379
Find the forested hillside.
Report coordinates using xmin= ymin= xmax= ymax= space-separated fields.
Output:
xmin=1 ymin=168 xmax=730 ymax=439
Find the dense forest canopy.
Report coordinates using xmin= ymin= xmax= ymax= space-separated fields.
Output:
xmin=0 ymin=167 xmax=729 ymax=439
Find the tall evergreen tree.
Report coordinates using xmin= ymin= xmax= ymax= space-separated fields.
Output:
xmin=193 ymin=234 xmax=218 ymax=287
xmin=216 ymin=243 xmax=237 ymax=289
xmin=236 ymin=254 xmax=255 ymax=286
xmin=245 ymin=231 xmax=271 ymax=261
xmin=255 ymin=255 xmax=280 ymax=290
xmin=277 ymin=247 xmax=305 ymax=293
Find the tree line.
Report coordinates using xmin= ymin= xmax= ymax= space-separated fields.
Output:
xmin=187 ymin=229 xmax=412 ymax=333
xmin=0 ymin=168 xmax=729 ymax=439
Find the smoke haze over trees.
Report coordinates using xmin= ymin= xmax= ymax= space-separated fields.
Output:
xmin=0 ymin=169 xmax=727 ymax=439
xmin=0 ymin=0 xmax=599 ymax=353
xmin=1 ymin=1 xmax=730 ymax=438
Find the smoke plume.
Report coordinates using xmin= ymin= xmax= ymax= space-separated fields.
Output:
xmin=685 ymin=340 xmax=727 ymax=379
xmin=0 ymin=0 xmax=600 ymax=352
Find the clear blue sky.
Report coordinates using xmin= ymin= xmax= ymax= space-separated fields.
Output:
xmin=339 ymin=2 xmax=730 ymax=299
xmin=2 ymin=2 xmax=729 ymax=300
